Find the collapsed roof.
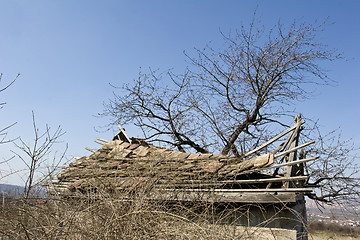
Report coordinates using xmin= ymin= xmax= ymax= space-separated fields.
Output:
xmin=50 ymin=116 xmax=318 ymax=203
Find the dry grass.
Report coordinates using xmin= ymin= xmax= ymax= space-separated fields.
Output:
xmin=0 ymin=188 xmax=304 ymax=240
xmin=0 ymin=192 xmax=245 ymax=240
xmin=0 ymin=176 xmax=307 ymax=240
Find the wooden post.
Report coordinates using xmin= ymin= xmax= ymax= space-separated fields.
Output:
xmin=284 ymin=115 xmax=302 ymax=188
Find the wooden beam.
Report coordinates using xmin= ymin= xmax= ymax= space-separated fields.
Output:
xmin=244 ymin=119 xmax=305 ymax=157
xmin=97 ymin=138 xmax=109 ymax=143
xmin=270 ymin=129 xmax=293 ymax=155
xmin=85 ymin=147 xmax=96 ymax=153
xmin=94 ymin=140 xmax=105 ymax=145
xmin=274 ymin=141 xmax=315 ymax=159
xmin=242 ymin=156 xmax=319 ymax=174
xmin=217 ymin=175 xmax=309 ymax=184
xmin=161 ymin=176 xmax=309 ymax=186
xmin=158 ymin=188 xmax=313 ymax=193
xmin=271 ymin=156 xmax=319 ymax=169
xmin=113 ymin=124 xmax=131 ymax=142
xmin=149 ymin=191 xmax=297 ymax=203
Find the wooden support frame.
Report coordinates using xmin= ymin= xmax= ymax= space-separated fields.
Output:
xmin=284 ymin=116 xmax=302 ymax=187
xmin=151 ymin=191 xmax=298 ymax=203
xmin=158 ymin=176 xmax=309 ymax=187
xmin=241 ymin=156 xmax=319 ymax=175
xmin=158 ymin=188 xmax=313 ymax=193
xmin=244 ymin=119 xmax=305 ymax=158
xmin=274 ymin=141 xmax=315 ymax=159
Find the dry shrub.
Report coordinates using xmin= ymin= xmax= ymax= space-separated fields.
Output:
xmin=0 ymin=191 xmax=243 ymax=240
xmin=0 ymin=179 xmax=303 ymax=239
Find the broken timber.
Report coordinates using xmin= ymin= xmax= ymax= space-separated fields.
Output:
xmin=49 ymin=115 xmax=318 ymax=205
xmin=46 ymin=115 xmax=316 ymax=240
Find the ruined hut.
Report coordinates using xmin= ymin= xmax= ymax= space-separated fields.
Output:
xmin=50 ymin=116 xmax=318 ymax=239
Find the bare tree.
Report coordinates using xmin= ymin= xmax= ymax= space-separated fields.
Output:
xmin=0 ymin=73 xmax=19 ymax=144
xmin=12 ymin=112 xmax=67 ymax=199
xmin=105 ymin=69 xmax=210 ymax=153
xmin=302 ymin=124 xmax=360 ymax=204
xmin=0 ymin=74 xmax=67 ymax=197
xmin=0 ymin=73 xmax=19 ymax=181
xmin=103 ymin=19 xmax=359 ymax=204
xmin=187 ymin=20 xmax=341 ymax=157
xmin=105 ymin=20 xmax=340 ymax=155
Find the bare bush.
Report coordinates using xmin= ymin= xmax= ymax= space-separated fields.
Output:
xmin=11 ymin=112 xmax=67 ymax=199
xmin=0 ymin=73 xmax=20 ymax=182
xmin=0 ymin=188 xmax=301 ymax=240
xmin=0 ymin=195 xmax=229 ymax=239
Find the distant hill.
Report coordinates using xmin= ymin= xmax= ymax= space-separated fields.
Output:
xmin=0 ymin=184 xmax=24 ymax=198
xmin=0 ymin=183 xmax=49 ymax=198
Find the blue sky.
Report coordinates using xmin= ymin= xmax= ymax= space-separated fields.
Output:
xmin=0 ymin=0 xmax=359 ymax=185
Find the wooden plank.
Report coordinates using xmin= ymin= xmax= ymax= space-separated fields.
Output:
xmin=270 ymin=131 xmax=293 ymax=155
xmin=244 ymin=119 xmax=305 ymax=157
xmin=49 ymin=188 xmax=298 ymax=203
xmin=242 ymin=156 xmax=319 ymax=174
xmin=217 ymin=175 xmax=309 ymax=184
xmin=97 ymin=138 xmax=109 ymax=143
xmin=269 ymin=132 xmax=306 ymax=188
xmin=285 ymin=133 xmax=299 ymax=187
xmin=159 ymin=176 xmax=309 ymax=186
xmin=113 ymin=124 xmax=131 ymax=142
xmin=158 ymin=188 xmax=313 ymax=193
xmin=94 ymin=140 xmax=105 ymax=145
xmin=85 ymin=147 xmax=96 ymax=153
xmin=274 ymin=140 xmax=315 ymax=159
xmin=266 ymin=156 xmax=319 ymax=170
xmin=149 ymin=191 xmax=297 ymax=203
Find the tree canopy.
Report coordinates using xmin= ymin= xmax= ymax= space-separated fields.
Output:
xmin=104 ymin=20 xmax=340 ymax=155
xmin=103 ymin=20 xmax=359 ymax=204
